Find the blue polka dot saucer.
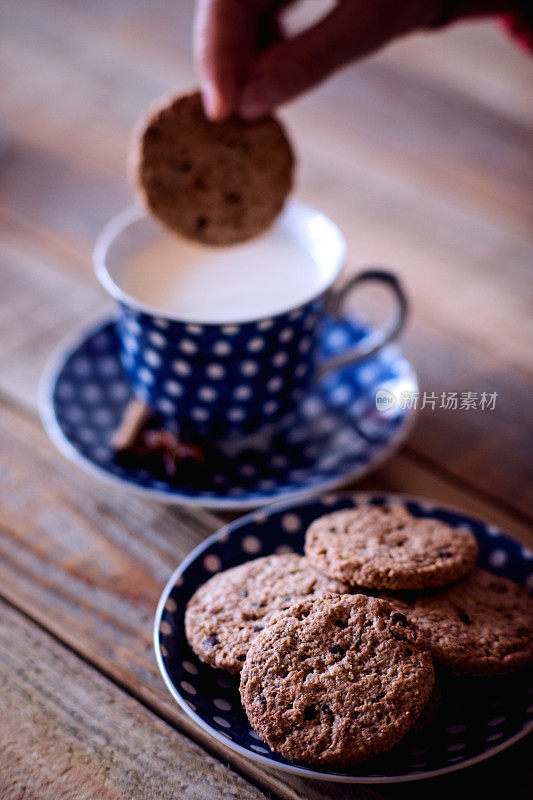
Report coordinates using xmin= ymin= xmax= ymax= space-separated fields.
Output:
xmin=154 ymin=492 xmax=533 ymax=783
xmin=39 ymin=315 xmax=417 ymax=509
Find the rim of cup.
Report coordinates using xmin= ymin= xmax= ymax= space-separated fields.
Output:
xmin=93 ymin=200 xmax=347 ymax=327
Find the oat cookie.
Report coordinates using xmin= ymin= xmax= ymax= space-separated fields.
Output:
xmin=388 ymin=568 xmax=533 ymax=676
xmin=304 ymin=504 xmax=479 ymax=590
xmin=240 ymin=593 xmax=434 ymax=766
xmin=132 ymin=92 xmax=294 ymax=245
xmin=184 ymin=554 xmax=348 ymax=674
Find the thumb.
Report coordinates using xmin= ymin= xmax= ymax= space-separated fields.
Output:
xmin=238 ymin=0 xmax=437 ymax=118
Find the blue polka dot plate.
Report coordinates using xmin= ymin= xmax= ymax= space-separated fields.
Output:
xmin=154 ymin=492 xmax=533 ymax=783
xmin=39 ymin=316 xmax=417 ymax=509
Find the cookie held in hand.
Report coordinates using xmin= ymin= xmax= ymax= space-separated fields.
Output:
xmin=240 ymin=593 xmax=434 ymax=766
xmin=131 ymin=92 xmax=294 ymax=245
xmin=304 ymin=504 xmax=479 ymax=590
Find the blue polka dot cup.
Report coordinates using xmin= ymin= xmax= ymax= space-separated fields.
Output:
xmin=94 ymin=202 xmax=407 ymax=440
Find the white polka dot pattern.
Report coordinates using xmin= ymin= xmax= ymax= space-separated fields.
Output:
xmin=154 ymin=493 xmax=533 ymax=783
xmin=49 ymin=316 xmax=417 ymax=506
xmin=172 ymin=359 xmax=191 ymax=377
xmin=164 ymin=379 xmax=183 ymax=397
xmin=148 ymin=331 xmax=167 ymax=348
xmin=240 ymin=360 xmax=259 ymax=377
xmin=179 ymin=338 xmax=198 ymax=355
xmin=212 ymin=340 xmax=232 ymax=356
xmin=198 ymin=386 xmax=218 ymax=403
xmin=206 ymin=363 xmax=225 ymax=380
xmin=233 ymin=385 xmax=252 ymax=401
xmin=247 ymin=336 xmax=265 ymax=353
xmin=144 ymin=349 xmax=162 ymax=368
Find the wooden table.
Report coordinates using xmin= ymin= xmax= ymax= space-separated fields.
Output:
xmin=1 ymin=2 xmax=532 ymax=798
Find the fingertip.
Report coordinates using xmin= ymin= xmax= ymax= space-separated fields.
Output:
xmin=201 ymin=83 xmax=222 ymax=120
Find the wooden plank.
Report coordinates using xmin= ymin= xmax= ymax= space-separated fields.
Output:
xmin=2 ymin=1 xmax=531 ymax=387
xmin=287 ymin=120 xmax=533 ymax=374
xmin=379 ymin=21 xmax=533 ymax=129
xmin=357 ymin=451 xmax=533 ymax=549
xmin=2 ymin=2 xmax=532 ymax=258
xmin=0 ymin=401 xmax=380 ymax=800
xmin=4 ymin=128 xmax=531 ymax=375
xmin=2 ymin=1 xmax=531 ymax=795
xmin=0 ymin=0 xmax=192 ymax=174
xmin=400 ymin=328 xmax=533 ymax=523
xmin=292 ymin=35 xmax=533 ymax=224
xmin=0 ymin=230 xmax=104 ymax=414
xmin=1 ymin=0 xmax=531 ymax=378
xmin=1 ymin=211 xmax=532 ymax=522
xmin=3 ymin=121 xmax=531 ymax=375
xmin=1 ymin=402 xmax=532 ymax=800
xmin=0 ymin=599 xmax=272 ymax=800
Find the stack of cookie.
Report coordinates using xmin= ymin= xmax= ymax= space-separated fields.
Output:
xmin=304 ymin=505 xmax=533 ymax=678
xmin=185 ymin=504 xmax=533 ymax=768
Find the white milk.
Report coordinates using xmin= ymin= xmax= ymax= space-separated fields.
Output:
xmin=119 ymin=227 xmax=332 ymax=323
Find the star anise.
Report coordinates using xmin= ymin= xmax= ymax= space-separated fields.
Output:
xmin=135 ymin=429 xmax=205 ymax=477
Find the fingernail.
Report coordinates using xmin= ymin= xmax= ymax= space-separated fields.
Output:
xmin=201 ymin=82 xmax=220 ymax=120
xmin=239 ymin=78 xmax=275 ymax=120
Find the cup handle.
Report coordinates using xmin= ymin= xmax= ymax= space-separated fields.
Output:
xmin=316 ymin=268 xmax=408 ymax=378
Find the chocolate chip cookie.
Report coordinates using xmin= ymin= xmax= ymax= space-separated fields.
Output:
xmin=240 ymin=593 xmax=434 ymax=766
xmin=388 ymin=568 xmax=533 ymax=676
xmin=132 ymin=92 xmax=294 ymax=245
xmin=185 ymin=554 xmax=348 ymax=674
xmin=305 ymin=504 xmax=478 ymax=590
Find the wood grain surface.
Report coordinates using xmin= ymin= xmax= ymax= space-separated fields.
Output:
xmin=1 ymin=0 xmax=532 ymax=797
xmin=0 ymin=599 xmax=272 ymax=800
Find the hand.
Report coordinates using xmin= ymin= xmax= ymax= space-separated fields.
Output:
xmin=193 ymin=0 xmax=442 ymax=120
